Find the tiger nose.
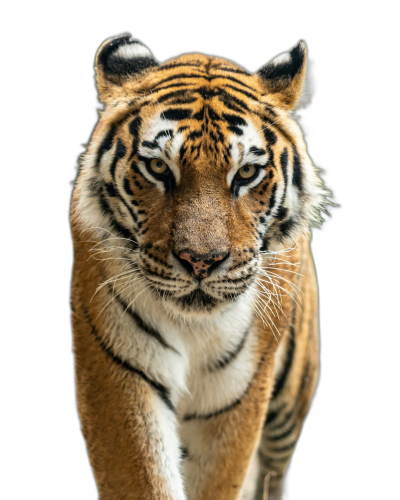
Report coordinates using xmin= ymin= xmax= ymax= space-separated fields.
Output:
xmin=175 ymin=250 xmax=229 ymax=279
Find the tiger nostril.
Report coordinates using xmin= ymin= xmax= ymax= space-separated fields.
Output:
xmin=174 ymin=250 xmax=229 ymax=279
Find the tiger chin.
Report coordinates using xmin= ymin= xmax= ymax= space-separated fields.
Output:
xmin=70 ymin=33 xmax=330 ymax=500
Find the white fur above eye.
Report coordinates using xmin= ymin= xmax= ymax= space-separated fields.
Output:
xmin=226 ymin=122 xmax=269 ymax=195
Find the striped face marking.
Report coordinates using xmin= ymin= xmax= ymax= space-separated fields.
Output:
xmin=77 ymin=37 xmax=329 ymax=314
xmin=71 ymin=37 xmax=328 ymax=500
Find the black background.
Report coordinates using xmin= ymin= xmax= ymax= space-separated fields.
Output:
xmin=33 ymin=12 xmax=375 ymax=500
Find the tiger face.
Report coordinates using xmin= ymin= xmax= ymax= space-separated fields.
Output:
xmin=75 ymin=34 xmax=328 ymax=316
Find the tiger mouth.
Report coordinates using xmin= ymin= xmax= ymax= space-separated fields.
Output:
xmin=173 ymin=289 xmax=219 ymax=310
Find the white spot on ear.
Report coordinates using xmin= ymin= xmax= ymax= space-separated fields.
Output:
xmin=271 ymin=51 xmax=291 ymax=65
xmin=114 ymin=42 xmax=152 ymax=60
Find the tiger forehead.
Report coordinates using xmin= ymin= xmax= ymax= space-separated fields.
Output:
xmin=141 ymin=53 xmax=265 ymax=95
xmin=135 ymin=56 xmax=270 ymax=171
xmin=139 ymin=104 xmax=267 ymax=174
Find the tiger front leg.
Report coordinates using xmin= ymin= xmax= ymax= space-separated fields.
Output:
xmin=180 ymin=352 xmax=275 ymax=500
xmin=74 ymin=315 xmax=186 ymax=500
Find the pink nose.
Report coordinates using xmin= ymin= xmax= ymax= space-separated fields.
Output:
xmin=178 ymin=251 xmax=227 ymax=278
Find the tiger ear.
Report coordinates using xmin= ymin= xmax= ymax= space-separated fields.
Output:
xmin=257 ymin=41 xmax=307 ymax=110
xmin=95 ymin=33 xmax=158 ymax=104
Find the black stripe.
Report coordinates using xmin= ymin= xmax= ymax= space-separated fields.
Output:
xmin=262 ymin=115 xmax=293 ymax=143
xmin=166 ymin=97 xmax=199 ymax=107
xmin=258 ymin=449 xmax=289 ymax=465
xmin=268 ymin=421 xmax=297 ymax=441
xmin=150 ymin=82 xmax=198 ymax=94
xmin=113 ymin=292 xmax=178 ymax=353
xmin=128 ymin=115 xmax=142 ymax=162
xmin=263 ymin=126 xmax=277 ymax=146
xmin=280 ymin=218 xmax=296 ymax=237
xmin=264 ymin=403 xmax=286 ymax=427
xmin=280 ymin=148 xmax=289 ymax=200
xmin=209 ymin=327 xmax=250 ymax=371
xmin=184 ymin=351 xmax=266 ymax=421
xmin=110 ymin=139 xmax=127 ymax=180
xmin=183 ymin=391 xmax=243 ymax=422
xmin=209 ymin=75 xmax=256 ymax=93
xmin=141 ymin=139 xmax=160 ymax=150
xmin=155 ymin=129 xmax=174 ymax=140
xmin=98 ymin=189 xmax=138 ymax=249
xmin=162 ymin=108 xmax=192 ymax=121
xmin=222 ymin=113 xmax=247 ymax=127
xmin=214 ymin=66 xmax=251 ymax=76
xmin=228 ymin=125 xmax=243 ymax=136
xmin=151 ymin=73 xmax=208 ymax=89
xmin=219 ymin=89 xmax=250 ymax=112
xmin=83 ymin=307 xmax=175 ymax=412
xmin=267 ymin=441 xmax=296 ymax=454
xmin=103 ymin=177 xmax=139 ymax=226
xmin=271 ymin=331 xmax=295 ymax=399
xmin=250 ymin=146 xmax=266 ymax=156
xmin=263 ymin=103 xmax=277 ymax=117
xmin=268 ymin=183 xmax=278 ymax=210
xmin=292 ymin=145 xmax=303 ymax=191
xmin=217 ymin=93 xmax=246 ymax=114
xmin=123 ymin=177 xmax=134 ymax=196
xmin=224 ymin=84 xmax=258 ymax=101
xmin=157 ymin=89 xmax=190 ymax=103
xmin=95 ymin=125 xmax=117 ymax=171
xmin=269 ymin=409 xmax=295 ymax=433
xmin=156 ymin=62 xmax=203 ymax=71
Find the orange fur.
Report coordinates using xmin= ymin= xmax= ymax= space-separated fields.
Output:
xmin=71 ymin=35 xmax=328 ymax=499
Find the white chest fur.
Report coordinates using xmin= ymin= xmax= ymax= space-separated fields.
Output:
xmin=101 ymin=284 xmax=258 ymax=419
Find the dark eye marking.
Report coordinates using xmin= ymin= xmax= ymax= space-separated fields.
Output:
xmin=141 ymin=130 xmax=174 ymax=151
xmin=231 ymin=164 xmax=263 ymax=198
xmin=138 ymin=156 xmax=176 ymax=194
xmin=142 ymin=140 xmax=160 ymax=150
xmin=249 ymin=146 xmax=266 ymax=156
xmin=156 ymin=129 xmax=174 ymax=140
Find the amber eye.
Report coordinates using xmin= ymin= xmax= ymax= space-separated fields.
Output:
xmin=150 ymin=158 xmax=168 ymax=175
xmin=238 ymin=164 xmax=256 ymax=179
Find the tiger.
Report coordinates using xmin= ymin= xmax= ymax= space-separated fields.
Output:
xmin=70 ymin=33 xmax=330 ymax=500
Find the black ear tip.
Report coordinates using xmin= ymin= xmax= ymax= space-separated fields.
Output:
xmin=110 ymin=33 xmax=134 ymax=45
xmin=97 ymin=33 xmax=134 ymax=67
xmin=295 ymin=40 xmax=307 ymax=56
xmin=96 ymin=33 xmax=158 ymax=81
xmin=119 ymin=32 xmax=133 ymax=40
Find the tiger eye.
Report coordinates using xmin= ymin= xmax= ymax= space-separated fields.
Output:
xmin=150 ymin=158 xmax=167 ymax=174
xmin=238 ymin=164 xmax=256 ymax=179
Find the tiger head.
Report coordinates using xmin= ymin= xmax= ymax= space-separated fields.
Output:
xmin=73 ymin=34 xmax=329 ymax=316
